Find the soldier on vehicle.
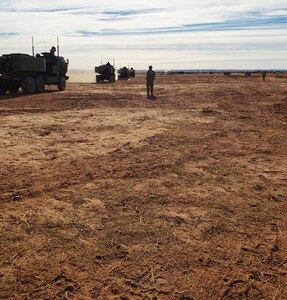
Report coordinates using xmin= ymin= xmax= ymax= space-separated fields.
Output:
xmin=50 ymin=46 xmax=56 ymax=56
xmin=146 ymin=65 xmax=156 ymax=98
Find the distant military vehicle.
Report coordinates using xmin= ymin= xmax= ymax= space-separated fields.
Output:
xmin=118 ymin=66 xmax=130 ymax=80
xmin=95 ymin=62 xmax=115 ymax=83
xmin=0 ymin=51 xmax=69 ymax=95
xmin=118 ymin=66 xmax=136 ymax=80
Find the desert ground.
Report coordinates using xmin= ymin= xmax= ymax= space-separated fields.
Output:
xmin=0 ymin=74 xmax=286 ymax=299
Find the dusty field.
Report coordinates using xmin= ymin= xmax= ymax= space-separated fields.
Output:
xmin=0 ymin=74 xmax=286 ymax=300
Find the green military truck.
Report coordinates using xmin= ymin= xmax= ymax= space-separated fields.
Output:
xmin=118 ymin=66 xmax=130 ymax=80
xmin=118 ymin=67 xmax=136 ymax=80
xmin=0 ymin=52 xmax=69 ymax=95
xmin=95 ymin=62 xmax=115 ymax=83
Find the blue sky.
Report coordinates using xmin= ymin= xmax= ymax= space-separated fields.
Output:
xmin=0 ymin=0 xmax=286 ymax=70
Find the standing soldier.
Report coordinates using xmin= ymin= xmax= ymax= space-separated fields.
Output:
xmin=262 ymin=72 xmax=267 ymax=81
xmin=146 ymin=66 xmax=156 ymax=98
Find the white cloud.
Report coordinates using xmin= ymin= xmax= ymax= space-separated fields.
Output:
xmin=0 ymin=0 xmax=287 ymax=69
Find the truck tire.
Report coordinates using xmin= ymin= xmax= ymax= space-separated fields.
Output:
xmin=0 ymin=79 xmax=7 ymax=95
xmin=36 ymin=76 xmax=45 ymax=93
xmin=0 ymin=88 xmax=7 ymax=95
xmin=21 ymin=76 xmax=36 ymax=94
xmin=8 ymin=86 xmax=19 ymax=94
xmin=58 ymin=77 xmax=66 ymax=91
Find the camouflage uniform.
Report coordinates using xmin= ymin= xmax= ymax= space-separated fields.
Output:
xmin=146 ymin=67 xmax=155 ymax=97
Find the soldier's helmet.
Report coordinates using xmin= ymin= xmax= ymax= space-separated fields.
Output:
xmin=149 ymin=66 xmax=153 ymax=70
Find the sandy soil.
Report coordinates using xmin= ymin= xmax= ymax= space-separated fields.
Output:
xmin=0 ymin=74 xmax=286 ymax=299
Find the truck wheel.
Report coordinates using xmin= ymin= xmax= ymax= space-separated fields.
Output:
xmin=0 ymin=86 xmax=7 ymax=95
xmin=58 ymin=77 xmax=66 ymax=91
xmin=21 ymin=76 xmax=36 ymax=94
xmin=36 ymin=76 xmax=45 ymax=93
xmin=0 ymin=79 xmax=7 ymax=95
xmin=8 ymin=86 xmax=19 ymax=94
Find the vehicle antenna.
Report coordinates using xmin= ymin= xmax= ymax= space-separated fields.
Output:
xmin=57 ymin=36 xmax=60 ymax=56
xmin=32 ymin=36 xmax=35 ymax=56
